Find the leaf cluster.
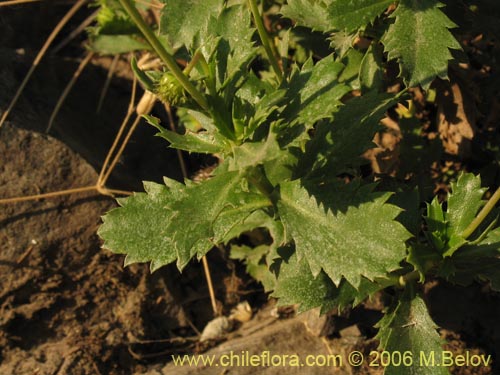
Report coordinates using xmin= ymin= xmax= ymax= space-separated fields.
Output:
xmin=95 ymin=1 xmax=500 ymax=373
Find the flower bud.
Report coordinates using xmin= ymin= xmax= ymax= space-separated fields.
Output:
xmin=155 ymin=72 xmax=187 ymax=106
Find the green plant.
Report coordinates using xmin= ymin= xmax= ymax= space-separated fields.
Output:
xmin=97 ymin=0 xmax=500 ymax=372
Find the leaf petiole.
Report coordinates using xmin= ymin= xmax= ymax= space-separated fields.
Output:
xmin=462 ymin=186 xmax=500 ymax=240
xmin=245 ymin=166 xmax=275 ymax=200
xmin=197 ymin=52 xmax=217 ymax=96
xmin=183 ymin=50 xmax=202 ymax=76
xmin=247 ymin=0 xmax=283 ymax=83
xmin=117 ymin=0 xmax=209 ymax=110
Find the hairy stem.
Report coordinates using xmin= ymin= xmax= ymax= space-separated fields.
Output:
xmin=183 ymin=50 xmax=202 ymax=76
xmin=246 ymin=167 xmax=274 ymax=200
xmin=462 ymin=186 xmax=500 ymax=240
xmin=117 ymin=0 xmax=208 ymax=110
xmin=247 ymin=0 xmax=283 ymax=82
xmin=398 ymin=270 xmax=420 ymax=287
xmin=197 ymin=52 xmax=216 ymax=96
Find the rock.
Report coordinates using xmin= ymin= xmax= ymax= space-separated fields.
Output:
xmin=200 ymin=316 xmax=233 ymax=342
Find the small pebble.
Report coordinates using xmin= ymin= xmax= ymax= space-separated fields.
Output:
xmin=200 ymin=316 xmax=233 ymax=342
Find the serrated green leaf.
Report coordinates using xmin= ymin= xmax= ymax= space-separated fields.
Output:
xmin=327 ymin=0 xmax=394 ymax=33
xmin=90 ymin=0 xmax=166 ymax=54
xmin=277 ymin=180 xmax=411 ymax=287
xmin=159 ymin=0 xmax=223 ymax=50
xmin=334 ymin=276 xmax=393 ymax=311
xmin=423 ymin=173 xmax=486 ymax=257
xmin=230 ymin=244 xmax=266 ymax=262
xmin=472 ymin=226 xmax=500 ymax=250
xmin=247 ymin=262 xmax=277 ymax=292
xmin=180 ymin=109 xmax=218 ymax=133
xmin=300 ymin=179 xmax=379 ymax=215
xmin=446 ymin=173 xmax=486 ymax=239
xmin=282 ymin=0 xmax=392 ymax=35
xmin=277 ymin=29 xmax=291 ymax=72
xmin=273 ymin=253 xmax=391 ymax=313
xmin=360 ymin=43 xmax=384 ymax=93
xmin=212 ymin=200 xmax=274 ymax=247
xmin=298 ymin=91 xmax=399 ymax=178
xmin=231 ymin=88 xmax=287 ymax=141
xmin=230 ymin=244 xmax=276 ymax=292
xmin=222 ymin=210 xmax=285 ymax=248
xmin=209 ymin=4 xmax=256 ymax=87
xmin=145 ymin=115 xmax=228 ymax=154
xmin=407 ymin=243 xmax=442 ymax=282
xmin=100 ymin=168 xmax=270 ymax=273
xmin=282 ymin=55 xmax=351 ymax=126
xmin=272 ymin=253 xmax=338 ymax=313
xmin=328 ymin=31 xmax=356 ymax=58
xmin=444 ymin=256 xmax=500 ymax=291
xmin=223 ymin=209 xmax=286 ymax=266
xmin=169 ymin=171 xmax=271 ymax=269
xmin=90 ymin=34 xmax=149 ymax=54
xmin=426 ymin=197 xmax=445 ymax=234
xmin=376 ymin=294 xmax=449 ymax=375
xmin=442 ymin=228 xmax=500 ymax=290
xmin=442 ymin=173 xmax=486 ymax=257
xmin=180 ymin=3 xmax=256 ymax=116
xmin=94 ymin=0 xmax=138 ymax=35
xmin=389 ymin=187 xmax=421 ymax=237
xmin=338 ymin=48 xmax=364 ymax=89
xmin=98 ymin=180 xmax=185 ymax=271
xmin=280 ymin=0 xmax=332 ymax=32
xmin=425 ymin=197 xmax=447 ymax=251
xmin=230 ymin=132 xmax=282 ymax=170
xmin=443 ymin=235 xmax=467 ymax=257
xmin=161 ymin=130 xmax=227 ymax=153
xmin=235 ymin=71 xmax=276 ymax=105
xmin=382 ymin=0 xmax=461 ymax=89
xmin=246 ymin=89 xmax=287 ymax=137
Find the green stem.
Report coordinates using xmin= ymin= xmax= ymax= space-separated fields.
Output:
xmin=395 ymin=186 xmax=500 ymax=287
xmin=247 ymin=0 xmax=283 ymax=82
xmin=349 ymin=187 xmax=500 ymax=289
xmin=183 ymin=50 xmax=202 ymax=76
xmin=398 ymin=270 xmax=420 ymax=287
xmin=462 ymin=186 xmax=500 ymax=240
xmin=246 ymin=166 xmax=274 ymax=200
xmin=118 ymin=0 xmax=208 ymax=110
xmin=197 ymin=53 xmax=216 ymax=96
